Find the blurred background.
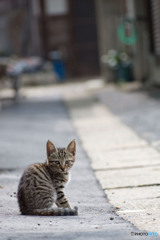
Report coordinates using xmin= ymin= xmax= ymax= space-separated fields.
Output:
xmin=0 ymin=0 xmax=159 ymax=96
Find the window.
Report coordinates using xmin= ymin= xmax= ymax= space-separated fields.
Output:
xmin=45 ymin=0 xmax=68 ymax=15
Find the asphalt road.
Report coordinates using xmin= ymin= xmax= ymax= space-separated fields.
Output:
xmin=0 ymin=94 xmax=150 ymax=240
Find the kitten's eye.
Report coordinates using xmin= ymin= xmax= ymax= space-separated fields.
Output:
xmin=65 ymin=160 xmax=70 ymax=165
xmin=55 ymin=161 xmax=60 ymax=164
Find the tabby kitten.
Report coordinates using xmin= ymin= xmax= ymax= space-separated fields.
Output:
xmin=17 ymin=140 xmax=78 ymax=216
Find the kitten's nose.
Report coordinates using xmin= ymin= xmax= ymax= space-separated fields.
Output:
xmin=60 ymin=164 xmax=65 ymax=171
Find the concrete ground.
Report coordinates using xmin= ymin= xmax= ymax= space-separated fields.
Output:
xmin=95 ymin=84 xmax=160 ymax=232
xmin=64 ymin=81 xmax=160 ymax=235
xmin=0 ymin=81 xmax=158 ymax=239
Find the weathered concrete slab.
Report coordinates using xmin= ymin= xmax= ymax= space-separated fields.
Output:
xmin=71 ymin=102 xmax=147 ymax=151
xmin=66 ymin=90 xmax=160 ymax=236
xmin=105 ymin=186 xmax=160 ymax=210
xmin=89 ymin=147 xmax=160 ymax=170
xmin=105 ymin=186 xmax=160 ymax=232
xmin=95 ymin=166 xmax=160 ymax=189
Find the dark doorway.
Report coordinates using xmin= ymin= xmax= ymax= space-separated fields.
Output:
xmin=69 ymin=0 xmax=100 ymax=76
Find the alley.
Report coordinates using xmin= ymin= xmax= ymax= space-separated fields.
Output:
xmin=0 ymin=87 xmax=141 ymax=240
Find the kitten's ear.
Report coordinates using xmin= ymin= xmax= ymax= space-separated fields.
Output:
xmin=47 ymin=140 xmax=57 ymax=156
xmin=67 ymin=139 xmax=76 ymax=156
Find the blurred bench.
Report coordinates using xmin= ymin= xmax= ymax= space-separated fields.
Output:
xmin=0 ymin=63 xmax=19 ymax=99
xmin=0 ymin=57 xmax=43 ymax=100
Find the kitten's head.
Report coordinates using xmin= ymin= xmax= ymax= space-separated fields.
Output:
xmin=46 ymin=140 xmax=76 ymax=173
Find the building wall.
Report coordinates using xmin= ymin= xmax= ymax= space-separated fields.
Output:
xmin=0 ymin=15 xmax=10 ymax=55
xmin=95 ymin=0 xmax=152 ymax=83
xmin=147 ymin=0 xmax=160 ymax=85
xmin=95 ymin=0 xmax=126 ymax=81
xmin=132 ymin=0 xmax=150 ymax=82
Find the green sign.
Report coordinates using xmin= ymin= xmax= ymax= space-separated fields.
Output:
xmin=118 ymin=19 xmax=137 ymax=45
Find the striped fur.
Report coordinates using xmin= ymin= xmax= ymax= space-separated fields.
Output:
xmin=17 ymin=140 xmax=78 ymax=216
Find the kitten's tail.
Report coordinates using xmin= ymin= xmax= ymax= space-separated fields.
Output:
xmin=26 ymin=206 xmax=78 ymax=216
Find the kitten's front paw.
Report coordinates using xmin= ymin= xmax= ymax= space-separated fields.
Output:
xmin=74 ymin=206 xmax=78 ymax=215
